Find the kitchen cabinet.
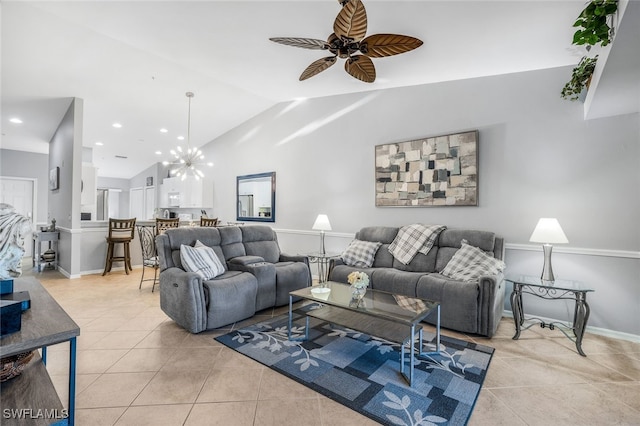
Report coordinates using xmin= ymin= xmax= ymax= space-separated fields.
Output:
xmin=159 ymin=176 xmax=212 ymax=208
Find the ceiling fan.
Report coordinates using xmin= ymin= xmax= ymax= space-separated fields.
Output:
xmin=270 ymin=0 xmax=423 ymax=83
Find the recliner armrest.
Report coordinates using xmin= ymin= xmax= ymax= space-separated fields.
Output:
xmin=327 ymin=257 xmax=344 ymax=279
xmin=279 ymin=253 xmax=309 ymax=265
xmin=228 ymin=255 xmax=265 ymax=266
xmin=159 ymin=267 xmax=207 ymax=333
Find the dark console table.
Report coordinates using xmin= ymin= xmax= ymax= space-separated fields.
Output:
xmin=506 ymin=275 xmax=593 ymax=356
xmin=1 ymin=277 xmax=80 ymax=425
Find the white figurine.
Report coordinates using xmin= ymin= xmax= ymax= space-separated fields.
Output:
xmin=0 ymin=204 xmax=32 ymax=279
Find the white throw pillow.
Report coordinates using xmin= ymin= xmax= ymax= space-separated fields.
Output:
xmin=341 ymin=239 xmax=382 ymax=268
xmin=441 ymin=240 xmax=505 ymax=282
xmin=180 ymin=240 xmax=225 ymax=280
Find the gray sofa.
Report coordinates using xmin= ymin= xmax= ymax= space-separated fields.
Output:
xmin=156 ymin=225 xmax=311 ymax=333
xmin=328 ymin=226 xmax=505 ymax=337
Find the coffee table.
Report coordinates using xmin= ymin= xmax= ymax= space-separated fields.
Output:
xmin=288 ymin=281 xmax=440 ymax=387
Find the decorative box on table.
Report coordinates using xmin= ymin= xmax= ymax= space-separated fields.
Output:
xmin=1 ymin=299 xmax=22 ymax=336
xmin=0 ymin=279 xmax=14 ymax=295
xmin=1 ymin=291 xmax=31 ymax=311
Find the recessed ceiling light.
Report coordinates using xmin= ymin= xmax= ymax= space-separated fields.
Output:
xmin=9 ymin=118 xmax=23 ymax=124
xmin=112 ymin=122 xmax=122 ymax=128
xmin=177 ymin=136 xmax=184 ymax=140
xmin=160 ymin=128 xmax=168 ymax=133
xmin=95 ymin=141 xmax=104 ymax=146
xmin=155 ymin=151 xmax=162 ymax=155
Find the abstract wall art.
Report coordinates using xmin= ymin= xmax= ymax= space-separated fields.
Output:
xmin=49 ymin=167 xmax=60 ymax=191
xmin=375 ymin=130 xmax=478 ymax=206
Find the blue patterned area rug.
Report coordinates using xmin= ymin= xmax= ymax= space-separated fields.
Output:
xmin=215 ymin=307 xmax=494 ymax=425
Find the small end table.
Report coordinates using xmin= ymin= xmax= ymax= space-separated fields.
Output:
xmin=32 ymin=230 xmax=60 ymax=272
xmin=305 ymin=252 xmax=341 ymax=284
xmin=506 ymin=275 xmax=594 ymax=356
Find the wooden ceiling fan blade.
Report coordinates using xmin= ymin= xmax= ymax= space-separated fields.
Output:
xmin=300 ymin=56 xmax=337 ymax=81
xmin=333 ymin=0 xmax=367 ymax=42
xmin=269 ymin=37 xmax=328 ymax=50
xmin=344 ymin=55 xmax=376 ymax=83
xmin=361 ymin=34 xmax=423 ymax=58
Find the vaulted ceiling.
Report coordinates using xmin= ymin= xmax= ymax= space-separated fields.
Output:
xmin=1 ymin=1 xmax=636 ymax=179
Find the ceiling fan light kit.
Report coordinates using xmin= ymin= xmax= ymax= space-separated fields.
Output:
xmin=270 ymin=0 xmax=422 ymax=83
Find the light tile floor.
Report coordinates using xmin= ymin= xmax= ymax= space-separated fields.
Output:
xmin=26 ymin=266 xmax=640 ymax=425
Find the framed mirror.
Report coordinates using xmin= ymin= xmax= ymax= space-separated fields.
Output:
xmin=236 ymin=172 xmax=276 ymax=222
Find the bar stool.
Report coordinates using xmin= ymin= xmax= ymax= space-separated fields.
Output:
xmin=156 ymin=217 xmax=179 ymax=235
xmin=200 ymin=217 xmax=219 ymax=227
xmin=102 ymin=218 xmax=136 ymax=275
xmin=136 ymin=225 xmax=159 ymax=291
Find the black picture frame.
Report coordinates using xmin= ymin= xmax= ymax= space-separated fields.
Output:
xmin=236 ymin=172 xmax=276 ymax=222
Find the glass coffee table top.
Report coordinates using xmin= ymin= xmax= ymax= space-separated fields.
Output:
xmin=290 ymin=281 xmax=439 ymax=326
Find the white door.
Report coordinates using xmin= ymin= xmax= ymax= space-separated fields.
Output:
xmin=130 ymin=187 xmax=144 ymax=220
xmin=0 ymin=177 xmax=35 ymax=257
xmin=144 ymin=186 xmax=155 ymax=220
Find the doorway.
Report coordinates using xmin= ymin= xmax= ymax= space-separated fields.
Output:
xmin=0 ymin=177 xmax=36 ymax=257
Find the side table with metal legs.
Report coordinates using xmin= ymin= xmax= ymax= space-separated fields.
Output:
xmin=305 ymin=252 xmax=341 ymax=284
xmin=507 ymin=275 xmax=594 ymax=356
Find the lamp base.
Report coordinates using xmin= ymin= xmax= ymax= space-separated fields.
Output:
xmin=541 ymin=244 xmax=555 ymax=282
xmin=319 ymin=231 xmax=326 ymax=255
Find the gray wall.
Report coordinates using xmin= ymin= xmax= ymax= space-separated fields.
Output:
xmin=195 ymin=66 xmax=639 ymax=336
xmin=48 ymin=98 xmax=84 ymax=276
xmin=202 ymin=66 xmax=640 ymax=250
xmin=48 ymin=98 xmax=83 ymax=230
xmin=0 ymin=149 xmax=49 ymax=224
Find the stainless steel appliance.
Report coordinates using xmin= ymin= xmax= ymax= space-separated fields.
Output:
xmin=96 ymin=188 xmax=121 ymax=220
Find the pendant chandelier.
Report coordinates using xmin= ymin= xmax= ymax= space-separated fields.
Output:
xmin=162 ymin=92 xmax=213 ymax=180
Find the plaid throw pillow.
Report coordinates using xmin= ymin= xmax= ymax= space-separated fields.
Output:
xmin=441 ymin=240 xmax=505 ymax=282
xmin=180 ymin=240 xmax=225 ymax=280
xmin=341 ymin=239 xmax=382 ymax=268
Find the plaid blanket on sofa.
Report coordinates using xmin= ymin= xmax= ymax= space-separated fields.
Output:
xmin=388 ymin=224 xmax=446 ymax=265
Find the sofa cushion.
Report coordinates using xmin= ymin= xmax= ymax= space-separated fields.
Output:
xmin=202 ymin=272 xmax=257 ymax=329
xmin=392 ymin=249 xmax=438 ymax=273
xmin=329 ymin=264 xmax=378 ymax=284
xmin=180 ymin=240 xmax=225 ymax=280
xmin=440 ymin=241 xmax=506 ymax=282
xmin=369 ymin=268 xmax=422 ymax=297
xmin=241 ymin=226 xmax=280 ymax=264
xmin=435 ymin=229 xmax=497 ymax=271
xmin=355 ymin=226 xmax=398 ymax=267
xmin=218 ymin=226 xmax=246 ymax=261
xmin=341 ymin=239 xmax=382 ymax=268
xmin=416 ymin=274 xmax=480 ymax=334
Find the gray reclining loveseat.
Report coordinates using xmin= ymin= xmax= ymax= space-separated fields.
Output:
xmin=328 ymin=226 xmax=505 ymax=337
xmin=156 ymin=225 xmax=311 ymax=333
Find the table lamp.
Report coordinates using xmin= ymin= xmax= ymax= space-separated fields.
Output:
xmin=529 ymin=218 xmax=568 ymax=282
xmin=312 ymin=214 xmax=332 ymax=255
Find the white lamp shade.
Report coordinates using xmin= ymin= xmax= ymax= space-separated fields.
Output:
xmin=312 ymin=214 xmax=332 ymax=231
xmin=529 ymin=218 xmax=568 ymax=244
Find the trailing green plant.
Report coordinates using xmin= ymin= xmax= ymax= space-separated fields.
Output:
xmin=561 ymin=55 xmax=598 ymax=100
xmin=572 ymin=0 xmax=618 ymax=49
